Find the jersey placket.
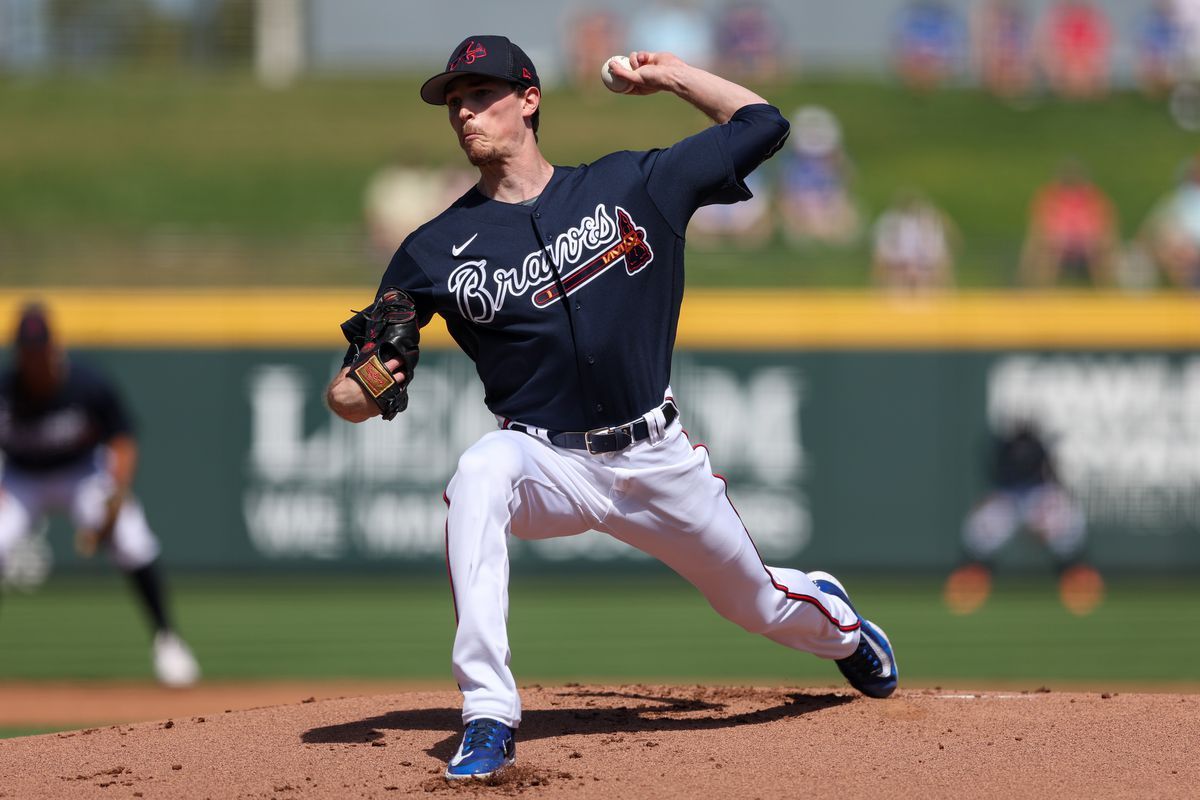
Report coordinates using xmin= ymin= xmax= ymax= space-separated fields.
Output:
xmin=527 ymin=206 xmax=607 ymax=430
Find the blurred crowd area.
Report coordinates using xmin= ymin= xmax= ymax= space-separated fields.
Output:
xmin=565 ymin=0 xmax=1200 ymax=103
xmin=4 ymin=0 xmax=1200 ymax=291
xmin=368 ymin=115 xmax=1200 ymax=293
xmin=9 ymin=0 xmax=1200 ymax=98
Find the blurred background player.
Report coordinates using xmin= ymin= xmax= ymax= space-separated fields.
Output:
xmin=892 ymin=0 xmax=967 ymax=91
xmin=944 ymin=420 xmax=1103 ymax=617
xmin=688 ymin=170 xmax=775 ymax=250
xmin=563 ymin=9 xmax=625 ymax=90
xmin=871 ymin=188 xmax=957 ymax=292
xmin=1138 ymin=152 xmax=1200 ymax=288
xmin=713 ymin=0 xmax=782 ymax=81
xmin=972 ymin=0 xmax=1034 ymax=99
xmin=777 ymin=105 xmax=862 ymax=247
xmin=1137 ymin=0 xmax=1188 ymax=97
xmin=1019 ymin=160 xmax=1119 ymax=287
xmin=0 ymin=303 xmax=200 ymax=687
xmin=1037 ymin=0 xmax=1112 ymax=99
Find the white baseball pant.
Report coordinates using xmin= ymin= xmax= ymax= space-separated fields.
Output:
xmin=0 ymin=458 xmax=161 ymax=572
xmin=443 ymin=401 xmax=860 ymax=728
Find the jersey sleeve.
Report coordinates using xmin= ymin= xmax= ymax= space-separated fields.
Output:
xmin=639 ymin=103 xmax=790 ymax=236
xmin=376 ymin=246 xmax=438 ymax=324
xmin=342 ymin=246 xmax=438 ymax=367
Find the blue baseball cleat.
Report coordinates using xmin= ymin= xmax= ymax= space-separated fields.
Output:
xmin=444 ymin=717 xmax=516 ymax=780
xmin=809 ymin=571 xmax=898 ymax=699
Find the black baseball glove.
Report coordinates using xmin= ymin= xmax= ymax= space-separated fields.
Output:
xmin=340 ymin=288 xmax=421 ymax=420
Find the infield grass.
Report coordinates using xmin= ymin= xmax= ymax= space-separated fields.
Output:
xmin=1 ymin=573 xmax=1196 ymax=687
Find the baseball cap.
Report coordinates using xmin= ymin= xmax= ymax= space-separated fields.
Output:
xmin=420 ymin=35 xmax=540 ymax=106
xmin=13 ymin=303 xmax=52 ymax=348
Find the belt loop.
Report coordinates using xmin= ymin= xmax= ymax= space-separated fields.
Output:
xmin=644 ymin=404 xmax=668 ymax=444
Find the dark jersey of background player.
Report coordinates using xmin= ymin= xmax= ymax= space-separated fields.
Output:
xmin=0 ymin=362 xmax=133 ymax=472
xmin=368 ymin=104 xmax=788 ymax=432
xmin=991 ymin=423 xmax=1055 ymax=490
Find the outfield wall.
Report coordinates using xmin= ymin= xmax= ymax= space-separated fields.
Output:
xmin=1 ymin=290 xmax=1197 ymax=577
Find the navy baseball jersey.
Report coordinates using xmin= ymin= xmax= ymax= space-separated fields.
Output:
xmin=372 ymin=103 xmax=789 ymax=431
xmin=0 ymin=361 xmax=133 ymax=472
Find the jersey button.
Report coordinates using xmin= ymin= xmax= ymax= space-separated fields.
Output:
xmin=575 ymin=301 xmax=582 ymax=310
xmin=595 ymin=403 xmax=604 ymax=413
xmin=586 ymin=355 xmax=596 ymax=365
xmin=534 ymin=212 xmax=541 ymax=218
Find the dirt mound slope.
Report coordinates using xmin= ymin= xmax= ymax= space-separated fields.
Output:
xmin=1 ymin=684 xmax=1196 ymax=799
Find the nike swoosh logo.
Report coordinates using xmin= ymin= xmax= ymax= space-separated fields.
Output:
xmin=451 ymin=233 xmax=478 ymax=257
xmin=449 ymin=749 xmax=473 ymax=767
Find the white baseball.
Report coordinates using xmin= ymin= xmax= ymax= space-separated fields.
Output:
xmin=601 ymin=55 xmax=634 ymax=94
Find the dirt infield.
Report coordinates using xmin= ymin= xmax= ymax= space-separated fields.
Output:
xmin=1 ymin=684 xmax=1196 ymax=799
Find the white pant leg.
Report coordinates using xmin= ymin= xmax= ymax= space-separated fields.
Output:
xmin=595 ymin=426 xmax=860 ymax=660
xmin=0 ymin=477 xmax=38 ymax=564
xmin=1021 ymin=484 xmax=1087 ymax=561
xmin=72 ymin=470 xmax=161 ymax=571
xmin=1 ymin=464 xmax=160 ymax=572
xmin=445 ymin=430 xmax=610 ymax=728
xmin=962 ymin=492 xmax=1020 ymax=561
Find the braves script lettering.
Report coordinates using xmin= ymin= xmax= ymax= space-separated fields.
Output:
xmin=448 ymin=204 xmax=652 ymax=323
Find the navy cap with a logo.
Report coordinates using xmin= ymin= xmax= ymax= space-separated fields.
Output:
xmin=420 ymin=35 xmax=540 ymax=105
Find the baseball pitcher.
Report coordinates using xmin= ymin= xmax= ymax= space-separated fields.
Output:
xmin=326 ymin=35 xmax=898 ymax=780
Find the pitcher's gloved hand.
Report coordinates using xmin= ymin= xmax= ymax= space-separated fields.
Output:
xmin=340 ymin=288 xmax=421 ymax=420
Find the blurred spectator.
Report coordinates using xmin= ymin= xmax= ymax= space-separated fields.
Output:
xmin=1037 ymin=0 xmax=1112 ymax=99
xmin=688 ymin=171 xmax=773 ymax=250
xmin=944 ymin=421 xmax=1102 ymax=617
xmin=972 ymin=0 xmax=1034 ymax=98
xmin=564 ymin=9 xmax=624 ymax=90
xmin=629 ymin=0 xmax=713 ymax=70
xmin=777 ymin=106 xmax=861 ymax=247
xmin=714 ymin=1 xmax=781 ymax=81
xmin=892 ymin=0 xmax=967 ymax=91
xmin=1137 ymin=0 xmax=1187 ymax=96
xmin=1139 ymin=154 xmax=1200 ymax=288
xmin=1020 ymin=161 xmax=1118 ymax=286
xmin=871 ymin=190 xmax=957 ymax=292
xmin=364 ymin=164 xmax=475 ymax=260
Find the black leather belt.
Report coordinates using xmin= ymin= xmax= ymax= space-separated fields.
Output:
xmin=509 ymin=401 xmax=678 ymax=455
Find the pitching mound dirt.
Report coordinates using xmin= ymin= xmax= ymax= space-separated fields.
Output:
xmin=1 ymin=684 xmax=1196 ymax=799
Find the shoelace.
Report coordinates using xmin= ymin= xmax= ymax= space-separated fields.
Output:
xmin=463 ymin=719 xmax=508 ymax=752
xmin=842 ymin=637 xmax=883 ymax=676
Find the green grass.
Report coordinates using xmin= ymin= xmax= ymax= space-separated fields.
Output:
xmin=1 ymin=573 xmax=1196 ymax=686
xmin=0 ymin=726 xmax=70 ymax=739
xmin=1 ymin=72 xmax=1194 ymax=287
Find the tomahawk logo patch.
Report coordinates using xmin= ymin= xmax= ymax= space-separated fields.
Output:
xmin=448 ymin=204 xmax=655 ymax=324
xmin=449 ymin=40 xmax=487 ymax=70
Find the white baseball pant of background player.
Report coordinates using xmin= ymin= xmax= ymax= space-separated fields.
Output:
xmin=0 ymin=459 xmax=161 ymax=571
xmin=444 ymin=392 xmax=861 ymax=727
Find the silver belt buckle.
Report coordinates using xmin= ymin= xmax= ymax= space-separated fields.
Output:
xmin=584 ymin=422 xmax=633 ymax=455
xmin=584 ymin=426 xmax=612 ymax=455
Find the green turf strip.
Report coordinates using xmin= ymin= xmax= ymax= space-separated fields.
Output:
xmin=0 ymin=726 xmax=72 ymax=739
xmin=1 ymin=574 xmax=1196 ymax=686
